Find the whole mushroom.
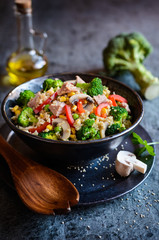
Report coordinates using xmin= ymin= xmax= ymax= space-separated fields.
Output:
xmin=115 ymin=150 xmax=147 ymax=177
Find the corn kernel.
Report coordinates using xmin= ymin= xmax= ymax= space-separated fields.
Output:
xmin=83 ymin=99 xmax=87 ymax=104
xmin=68 ymin=92 xmax=75 ymax=97
xmin=15 ymin=110 xmax=21 ymax=116
xmin=12 ymin=105 xmax=19 ymax=112
xmin=70 ymin=134 xmax=76 ymax=140
xmin=71 ymin=105 xmax=77 ymax=112
xmin=60 ymin=96 xmax=67 ymax=102
xmin=101 ymin=108 xmax=107 ymax=114
xmin=46 ymin=124 xmax=53 ymax=130
xmin=40 ymin=113 xmax=44 ymax=118
xmin=59 ymin=115 xmax=67 ymax=120
xmin=93 ymin=106 xmax=97 ymax=113
xmin=71 ymin=127 xmax=76 ymax=134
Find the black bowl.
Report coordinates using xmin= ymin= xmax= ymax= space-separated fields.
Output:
xmin=1 ymin=73 xmax=144 ymax=164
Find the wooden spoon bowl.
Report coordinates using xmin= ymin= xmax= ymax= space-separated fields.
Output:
xmin=0 ymin=135 xmax=79 ymax=214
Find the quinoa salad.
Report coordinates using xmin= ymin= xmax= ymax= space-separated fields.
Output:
xmin=10 ymin=75 xmax=132 ymax=141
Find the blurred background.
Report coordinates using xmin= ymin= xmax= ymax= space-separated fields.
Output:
xmin=0 ymin=0 xmax=159 ymax=80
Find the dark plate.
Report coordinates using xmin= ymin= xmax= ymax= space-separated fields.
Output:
xmin=0 ymin=124 xmax=155 ymax=205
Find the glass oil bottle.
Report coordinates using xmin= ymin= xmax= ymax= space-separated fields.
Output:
xmin=6 ymin=0 xmax=48 ymax=86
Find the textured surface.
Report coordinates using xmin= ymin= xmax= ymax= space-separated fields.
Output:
xmin=0 ymin=0 xmax=159 ymax=239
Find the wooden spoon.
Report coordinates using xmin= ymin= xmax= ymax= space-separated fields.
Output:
xmin=0 ymin=135 xmax=79 ymax=214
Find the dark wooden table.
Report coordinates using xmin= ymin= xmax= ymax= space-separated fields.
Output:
xmin=0 ymin=0 xmax=159 ymax=239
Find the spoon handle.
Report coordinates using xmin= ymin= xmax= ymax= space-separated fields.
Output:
xmin=0 ymin=135 xmax=29 ymax=172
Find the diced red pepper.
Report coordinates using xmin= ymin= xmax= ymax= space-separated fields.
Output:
xmin=29 ymin=122 xmax=50 ymax=133
xmin=50 ymin=114 xmax=56 ymax=122
xmin=34 ymin=92 xmax=57 ymax=114
xmin=77 ymin=100 xmax=85 ymax=113
xmin=109 ymin=94 xmax=127 ymax=106
xmin=95 ymin=102 xmax=110 ymax=117
xmin=65 ymin=105 xmax=74 ymax=126
xmin=29 ymin=115 xmax=56 ymax=133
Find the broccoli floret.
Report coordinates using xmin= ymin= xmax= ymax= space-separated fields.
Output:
xmin=52 ymin=79 xmax=63 ymax=88
xmin=43 ymin=78 xmax=63 ymax=91
xmin=110 ymin=106 xmax=128 ymax=121
xmin=87 ymin=77 xmax=103 ymax=97
xmin=38 ymin=131 xmax=58 ymax=140
xmin=76 ymin=126 xmax=98 ymax=140
xmin=94 ymin=130 xmax=101 ymax=139
xmin=76 ymin=118 xmax=97 ymax=140
xmin=89 ymin=113 xmax=97 ymax=119
xmin=105 ymin=123 xmax=121 ymax=136
xmin=16 ymin=90 xmax=35 ymax=107
xmin=17 ymin=107 xmax=37 ymax=127
xmin=76 ymin=83 xmax=90 ymax=91
xmin=103 ymin=32 xmax=159 ymax=100
xmin=43 ymin=79 xmax=54 ymax=91
xmin=84 ymin=119 xmax=95 ymax=127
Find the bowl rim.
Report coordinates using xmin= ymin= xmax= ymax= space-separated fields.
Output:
xmin=1 ymin=72 xmax=144 ymax=145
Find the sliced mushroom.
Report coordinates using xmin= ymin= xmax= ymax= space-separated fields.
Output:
xmin=69 ymin=93 xmax=94 ymax=104
xmin=115 ymin=150 xmax=147 ymax=177
xmin=84 ymin=103 xmax=94 ymax=113
xmin=52 ymin=118 xmax=71 ymax=141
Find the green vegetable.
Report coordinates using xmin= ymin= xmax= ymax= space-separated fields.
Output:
xmin=17 ymin=90 xmax=35 ymax=107
xmin=94 ymin=130 xmax=101 ymax=139
xmin=76 ymin=119 xmax=97 ymax=140
xmin=103 ymin=32 xmax=159 ymax=100
xmin=89 ymin=113 xmax=97 ymax=119
xmin=43 ymin=78 xmax=63 ymax=91
xmin=131 ymin=132 xmax=159 ymax=156
xmin=17 ymin=107 xmax=37 ymax=127
xmin=73 ymin=113 xmax=79 ymax=120
xmin=38 ymin=131 xmax=58 ymax=140
xmin=54 ymin=126 xmax=62 ymax=133
xmin=76 ymin=83 xmax=90 ymax=91
xmin=76 ymin=126 xmax=98 ymax=140
xmin=87 ymin=77 xmax=103 ymax=97
xmin=105 ymin=123 xmax=121 ymax=136
xmin=84 ymin=119 xmax=95 ymax=127
xmin=44 ymin=104 xmax=50 ymax=112
xmin=110 ymin=106 xmax=128 ymax=121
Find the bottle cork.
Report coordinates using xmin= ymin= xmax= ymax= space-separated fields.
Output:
xmin=15 ymin=0 xmax=32 ymax=14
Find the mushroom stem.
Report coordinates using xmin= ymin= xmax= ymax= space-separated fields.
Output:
xmin=115 ymin=150 xmax=147 ymax=177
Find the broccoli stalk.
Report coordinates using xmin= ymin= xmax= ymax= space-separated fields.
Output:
xmin=103 ymin=32 xmax=159 ymax=100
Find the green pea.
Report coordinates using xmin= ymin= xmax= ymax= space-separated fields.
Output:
xmin=73 ymin=113 xmax=79 ymax=120
xmin=54 ymin=126 xmax=62 ymax=133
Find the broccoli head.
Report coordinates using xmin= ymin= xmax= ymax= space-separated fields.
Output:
xmin=103 ymin=32 xmax=159 ymax=100
xmin=105 ymin=123 xmax=121 ymax=136
xmin=110 ymin=106 xmax=128 ymax=121
xmin=17 ymin=107 xmax=37 ymax=127
xmin=76 ymin=126 xmax=98 ymax=140
xmin=38 ymin=131 xmax=58 ymax=140
xmin=43 ymin=78 xmax=63 ymax=91
xmin=76 ymin=82 xmax=90 ymax=91
xmin=17 ymin=90 xmax=35 ymax=107
xmin=84 ymin=119 xmax=95 ymax=127
xmin=87 ymin=77 xmax=103 ymax=97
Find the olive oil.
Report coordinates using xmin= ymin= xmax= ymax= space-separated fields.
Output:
xmin=7 ymin=0 xmax=48 ymax=86
xmin=7 ymin=49 xmax=48 ymax=86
